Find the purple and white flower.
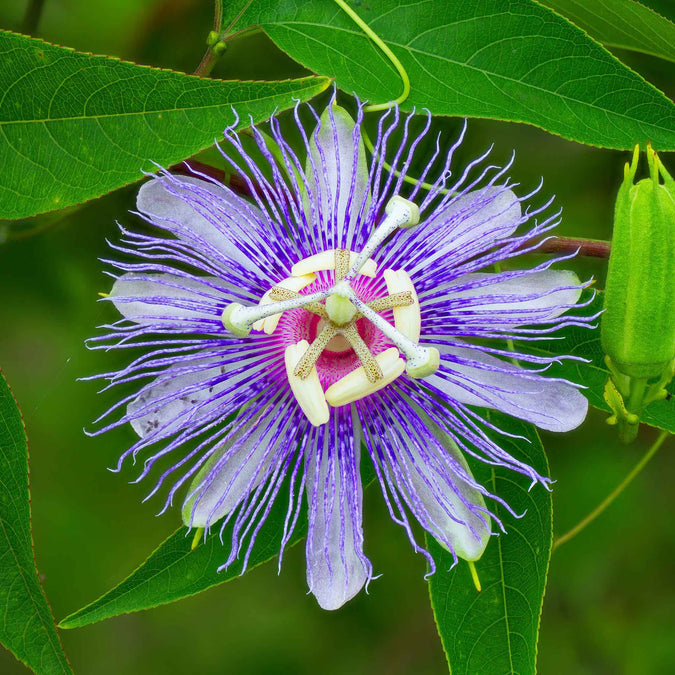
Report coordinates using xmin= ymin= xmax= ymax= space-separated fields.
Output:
xmin=91 ymin=98 xmax=590 ymax=610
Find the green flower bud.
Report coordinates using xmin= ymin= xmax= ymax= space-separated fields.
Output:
xmin=602 ymin=144 xmax=675 ymax=381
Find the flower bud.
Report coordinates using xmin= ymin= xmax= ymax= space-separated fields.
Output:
xmin=602 ymin=144 xmax=675 ymax=381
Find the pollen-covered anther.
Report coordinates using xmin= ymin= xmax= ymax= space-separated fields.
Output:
xmin=291 ymin=249 xmax=377 ymax=278
xmin=294 ymin=324 xmax=338 ymax=379
xmin=383 ymin=268 xmax=421 ymax=342
xmin=325 ymin=347 xmax=405 ymax=407
xmin=285 ymin=340 xmax=330 ymax=426
xmin=252 ymin=273 xmax=316 ymax=334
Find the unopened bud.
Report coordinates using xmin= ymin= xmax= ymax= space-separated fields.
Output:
xmin=602 ymin=144 xmax=675 ymax=377
xmin=601 ymin=144 xmax=675 ymax=440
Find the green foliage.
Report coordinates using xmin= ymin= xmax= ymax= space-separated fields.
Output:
xmin=220 ymin=0 xmax=675 ymax=150
xmin=0 ymin=372 xmax=71 ymax=674
xmin=529 ymin=293 xmax=675 ymax=434
xmin=60 ymin=497 xmax=309 ymax=629
xmin=61 ymin=457 xmax=377 ymax=629
xmin=427 ymin=415 xmax=551 ymax=674
xmin=542 ymin=0 xmax=675 ymax=63
xmin=0 ymin=30 xmax=329 ymax=220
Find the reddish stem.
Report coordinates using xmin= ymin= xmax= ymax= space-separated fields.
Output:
xmin=531 ymin=236 xmax=611 ymax=258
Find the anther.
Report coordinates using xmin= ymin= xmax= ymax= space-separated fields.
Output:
xmin=222 ymin=288 xmax=328 ymax=337
xmin=383 ymin=268 xmax=421 ymax=342
xmin=294 ymin=324 xmax=338 ymax=379
xmin=365 ymin=291 xmax=414 ymax=313
xmin=341 ymin=324 xmax=383 ymax=382
xmin=252 ymin=273 xmax=316 ymax=334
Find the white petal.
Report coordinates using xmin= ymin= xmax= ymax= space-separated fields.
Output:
xmin=110 ymin=273 xmax=217 ymax=322
xmin=306 ymin=418 xmax=369 ymax=610
xmin=127 ymin=356 xmax=228 ymax=438
xmin=443 ymin=270 xmax=582 ymax=327
xmin=305 ymin=104 xmax=370 ymax=238
xmin=137 ymin=176 xmax=261 ymax=272
xmin=182 ymin=409 xmax=282 ymax=528
xmin=394 ymin=412 xmax=490 ymax=560
xmin=428 ymin=345 xmax=588 ymax=432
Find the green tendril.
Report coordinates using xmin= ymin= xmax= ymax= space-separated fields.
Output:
xmin=333 ymin=0 xmax=410 ymax=112
xmin=553 ymin=430 xmax=670 ymax=550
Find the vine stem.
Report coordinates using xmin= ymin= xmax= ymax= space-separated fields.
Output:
xmin=553 ymin=429 xmax=670 ymax=550
xmin=194 ymin=0 xmax=225 ymax=77
xmin=333 ymin=0 xmax=410 ymax=111
xmin=534 ymin=236 xmax=610 ymax=258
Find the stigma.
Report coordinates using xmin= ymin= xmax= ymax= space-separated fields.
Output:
xmin=222 ymin=196 xmax=440 ymax=425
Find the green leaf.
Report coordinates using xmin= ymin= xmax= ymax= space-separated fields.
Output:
xmin=221 ymin=0 xmax=675 ymax=150
xmin=541 ymin=0 xmax=675 ymax=64
xmin=527 ymin=293 xmax=675 ymax=433
xmin=60 ymin=459 xmax=377 ymax=629
xmin=0 ymin=371 xmax=72 ymax=674
xmin=0 ymin=30 xmax=330 ymax=220
xmin=59 ymin=498 xmax=308 ymax=629
xmin=427 ymin=414 xmax=551 ymax=675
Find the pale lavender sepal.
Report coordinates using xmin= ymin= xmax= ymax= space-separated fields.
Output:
xmin=429 ymin=345 xmax=589 ymax=432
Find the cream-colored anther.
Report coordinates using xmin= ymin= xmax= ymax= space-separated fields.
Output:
xmin=291 ymin=250 xmax=377 ymax=278
xmin=383 ymin=269 xmax=421 ymax=342
xmin=325 ymin=348 xmax=405 ymax=407
xmin=252 ymin=273 xmax=316 ymax=335
xmin=285 ymin=340 xmax=330 ymax=426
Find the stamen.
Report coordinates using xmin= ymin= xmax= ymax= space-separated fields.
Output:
xmin=334 ymin=248 xmax=351 ymax=281
xmin=252 ymin=273 xmax=316 ymax=334
xmin=285 ymin=340 xmax=330 ymax=426
xmin=268 ymin=287 xmax=328 ymax=318
xmin=365 ymin=291 xmax=414 ymax=313
xmin=325 ymin=347 xmax=405 ymax=406
xmin=383 ymin=268 xmax=421 ymax=342
xmin=340 ymin=324 xmax=383 ymax=382
xmin=346 ymin=196 xmax=419 ymax=280
xmin=294 ymin=324 xmax=338 ymax=379
xmin=222 ymin=288 xmax=328 ymax=338
xmin=349 ymin=294 xmax=439 ymax=379
xmin=291 ymin=249 xmax=377 ymax=278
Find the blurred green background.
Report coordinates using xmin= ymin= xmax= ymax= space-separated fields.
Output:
xmin=1 ymin=1 xmax=674 ymax=673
